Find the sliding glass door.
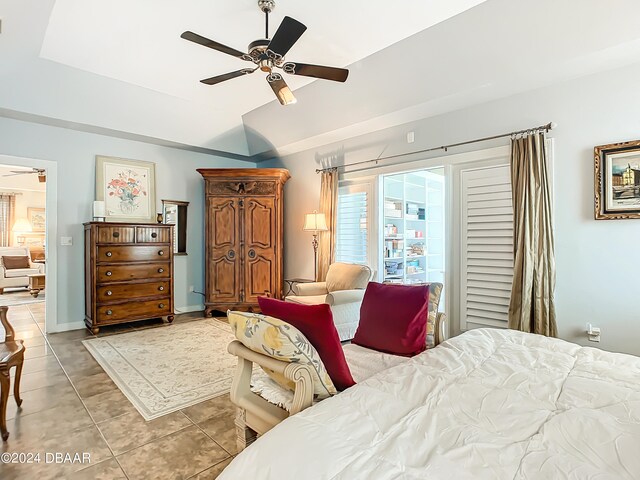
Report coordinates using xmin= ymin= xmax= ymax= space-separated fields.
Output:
xmin=381 ymin=168 xmax=445 ymax=285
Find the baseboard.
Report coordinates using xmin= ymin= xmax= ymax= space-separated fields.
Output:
xmin=175 ymin=304 xmax=205 ymax=315
xmin=47 ymin=321 xmax=86 ymax=333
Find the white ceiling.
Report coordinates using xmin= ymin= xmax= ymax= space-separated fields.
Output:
xmin=2 ymin=0 xmax=640 ymax=158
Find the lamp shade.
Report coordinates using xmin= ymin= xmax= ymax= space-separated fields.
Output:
xmin=303 ymin=212 xmax=328 ymax=232
xmin=12 ymin=218 xmax=32 ymax=233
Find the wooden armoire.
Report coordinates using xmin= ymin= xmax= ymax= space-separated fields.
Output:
xmin=198 ymin=168 xmax=290 ymax=315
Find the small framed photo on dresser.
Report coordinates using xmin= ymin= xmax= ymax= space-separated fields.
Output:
xmin=594 ymin=139 xmax=640 ymax=220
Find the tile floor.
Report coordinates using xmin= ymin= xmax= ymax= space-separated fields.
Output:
xmin=0 ymin=301 xmax=237 ymax=479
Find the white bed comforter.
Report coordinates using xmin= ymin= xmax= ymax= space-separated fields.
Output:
xmin=220 ymin=328 xmax=640 ymax=479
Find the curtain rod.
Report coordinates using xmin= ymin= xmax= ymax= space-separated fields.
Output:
xmin=315 ymin=121 xmax=556 ymax=173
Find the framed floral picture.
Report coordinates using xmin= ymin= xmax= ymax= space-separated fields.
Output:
xmin=95 ymin=156 xmax=156 ymax=223
xmin=595 ymin=140 xmax=640 ymax=220
xmin=27 ymin=207 xmax=46 ymax=231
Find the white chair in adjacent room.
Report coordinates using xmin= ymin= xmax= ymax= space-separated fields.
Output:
xmin=0 ymin=247 xmax=45 ymax=294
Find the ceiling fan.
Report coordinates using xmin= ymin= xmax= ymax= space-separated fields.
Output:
xmin=2 ymin=168 xmax=46 ymax=183
xmin=181 ymin=0 xmax=349 ymax=105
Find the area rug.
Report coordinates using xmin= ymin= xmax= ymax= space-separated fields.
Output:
xmin=82 ymin=318 xmax=236 ymax=420
xmin=0 ymin=289 xmax=45 ymax=307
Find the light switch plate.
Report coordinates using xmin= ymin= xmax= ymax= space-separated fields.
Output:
xmin=60 ymin=236 xmax=73 ymax=246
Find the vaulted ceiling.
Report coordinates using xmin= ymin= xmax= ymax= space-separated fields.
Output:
xmin=2 ymin=0 xmax=640 ymax=159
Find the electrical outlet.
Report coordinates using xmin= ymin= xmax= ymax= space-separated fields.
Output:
xmin=586 ymin=323 xmax=601 ymax=342
xmin=407 ymin=131 xmax=415 ymax=144
xmin=189 ymin=285 xmax=195 ymax=292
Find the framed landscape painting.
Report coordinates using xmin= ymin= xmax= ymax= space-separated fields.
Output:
xmin=96 ymin=156 xmax=156 ymax=223
xmin=595 ymin=139 xmax=640 ymax=220
xmin=27 ymin=207 xmax=46 ymax=231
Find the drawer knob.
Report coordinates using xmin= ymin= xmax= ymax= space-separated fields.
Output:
xmin=106 ymin=290 xmax=112 ymax=296
xmin=158 ymin=286 xmax=164 ymax=291
xmin=151 ymin=232 xmax=158 ymax=238
xmin=106 ymin=251 xmax=112 ymax=257
xmin=106 ymin=309 xmax=113 ymax=315
xmin=158 ymin=250 xmax=164 ymax=256
xmin=113 ymin=232 xmax=120 ymax=238
xmin=159 ymin=303 xmax=165 ymax=309
xmin=158 ymin=268 xmax=164 ymax=273
xmin=106 ymin=271 xmax=113 ymax=277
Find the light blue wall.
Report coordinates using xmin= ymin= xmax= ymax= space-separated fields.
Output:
xmin=0 ymin=116 xmax=255 ymax=330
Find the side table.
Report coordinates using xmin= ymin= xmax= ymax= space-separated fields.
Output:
xmin=283 ymin=278 xmax=315 ymax=298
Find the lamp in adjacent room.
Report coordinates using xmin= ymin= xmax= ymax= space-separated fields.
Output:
xmin=12 ymin=218 xmax=32 ymax=245
xmin=303 ymin=210 xmax=328 ymax=281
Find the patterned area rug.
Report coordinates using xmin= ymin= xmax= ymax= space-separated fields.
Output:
xmin=83 ymin=318 xmax=236 ymax=420
xmin=0 ymin=289 xmax=45 ymax=307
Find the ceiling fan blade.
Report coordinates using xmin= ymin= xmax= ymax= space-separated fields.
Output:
xmin=267 ymin=73 xmax=297 ymax=105
xmin=181 ymin=31 xmax=251 ymax=61
xmin=282 ymin=62 xmax=349 ymax=82
xmin=200 ymin=68 xmax=257 ymax=85
xmin=266 ymin=16 xmax=307 ymax=59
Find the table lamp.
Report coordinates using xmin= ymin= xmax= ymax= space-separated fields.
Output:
xmin=303 ymin=210 xmax=328 ymax=281
xmin=12 ymin=218 xmax=32 ymax=245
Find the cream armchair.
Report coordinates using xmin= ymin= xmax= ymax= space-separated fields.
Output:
xmin=285 ymin=263 xmax=373 ymax=341
xmin=0 ymin=247 xmax=45 ymax=294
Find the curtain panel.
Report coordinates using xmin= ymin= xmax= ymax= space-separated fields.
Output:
xmin=508 ymin=133 xmax=557 ymax=337
xmin=317 ymin=169 xmax=338 ymax=281
xmin=0 ymin=194 xmax=16 ymax=247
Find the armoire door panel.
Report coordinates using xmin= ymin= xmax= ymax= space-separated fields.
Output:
xmin=211 ymin=257 xmax=239 ymax=300
xmin=209 ymin=198 xmax=237 ymax=248
xmin=208 ymin=197 xmax=241 ymax=303
xmin=244 ymin=254 xmax=275 ymax=303
xmin=244 ymin=197 xmax=275 ymax=249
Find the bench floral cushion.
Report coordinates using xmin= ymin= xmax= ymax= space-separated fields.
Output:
xmin=227 ymin=310 xmax=337 ymax=399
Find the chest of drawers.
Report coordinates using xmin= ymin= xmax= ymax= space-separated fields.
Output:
xmin=84 ymin=222 xmax=174 ymax=334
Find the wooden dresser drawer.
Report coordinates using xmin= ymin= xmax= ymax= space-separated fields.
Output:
xmin=97 ymin=264 xmax=169 ymax=282
xmin=96 ymin=281 xmax=170 ymax=302
xmin=136 ymin=226 xmax=171 ymax=243
xmin=97 ymin=245 xmax=170 ymax=262
xmin=96 ymin=299 xmax=171 ymax=323
xmin=97 ymin=226 xmax=136 ymax=243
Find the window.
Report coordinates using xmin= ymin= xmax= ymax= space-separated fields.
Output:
xmin=335 ymin=184 xmax=370 ymax=265
xmin=459 ymin=164 xmax=513 ymax=330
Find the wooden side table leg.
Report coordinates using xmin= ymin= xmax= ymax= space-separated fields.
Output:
xmin=0 ymin=369 xmax=10 ymax=441
xmin=13 ymin=357 xmax=24 ymax=407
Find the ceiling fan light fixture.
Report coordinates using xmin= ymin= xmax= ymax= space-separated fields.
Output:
xmin=278 ymin=86 xmax=297 ymax=105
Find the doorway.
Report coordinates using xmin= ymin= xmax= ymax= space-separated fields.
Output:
xmin=0 ymin=155 xmax=57 ymax=334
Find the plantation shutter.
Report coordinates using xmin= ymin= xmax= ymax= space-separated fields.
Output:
xmin=459 ymin=165 xmax=514 ymax=330
xmin=335 ymin=185 xmax=369 ymax=265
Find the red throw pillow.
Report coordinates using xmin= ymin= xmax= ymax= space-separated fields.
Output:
xmin=257 ymin=296 xmax=356 ymax=391
xmin=353 ymin=282 xmax=429 ymax=357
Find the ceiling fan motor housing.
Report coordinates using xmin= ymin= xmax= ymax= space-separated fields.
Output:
xmin=258 ymin=0 xmax=276 ymax=14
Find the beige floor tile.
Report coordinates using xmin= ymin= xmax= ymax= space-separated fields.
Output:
xmin=20 ymin=335 xmax=47 ymax=347
xmin=198 ymin=413 xmax=238 ymax=455
xmin=72 ymin=372 xmax=118 ymax=399
xmin=182 ymin=394 xmax=236 ymax=424
xmin=82 ymin=388 xmax=137 ymax=423
xmin=17 ymin=366 xmax=68 ymax=393
xmin=47 ymin=329 xmax=95 ymax=345
xmin=65 ymin=361 xmax=105 ymax=381
xmin=20 ymin=354 xmax=62 ymax=374
xmin=117 ymin=425 xmax=229 ymax=480
xmin=69 ymin=457 xmax=126 ymax=480
xmin=2 ymin=398 xmax=93 ymax=446
xmin=5 ymin=381 xmax=81 ymax=421
xmin=98 ymin=410 xmax=192 ymax=455
xmin=23 ymin=343 xmax=54 ymax=359
xmin=190 ymin=457 xmax=234 ymax=479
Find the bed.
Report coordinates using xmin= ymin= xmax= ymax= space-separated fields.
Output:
xmin=220 ymin=328 xmax=640 ymax=479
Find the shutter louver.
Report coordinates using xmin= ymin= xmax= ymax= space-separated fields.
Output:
xmin=460 ymin=165 xmax=513 ymax=330
xmin=336 ymin=190 xmax=368 ymax=265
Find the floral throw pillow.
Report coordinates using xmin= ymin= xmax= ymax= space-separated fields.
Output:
xmin=227 ymin=310 xmax=337 ymax=399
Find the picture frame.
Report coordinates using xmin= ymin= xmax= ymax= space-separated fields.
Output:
xmin=595 ymin=139 xmax=640 ymax=220
xmin=27 ymin=207 xmax=46 ymax=231
xmin=96 ymin=156 xmax=156 ymax=223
